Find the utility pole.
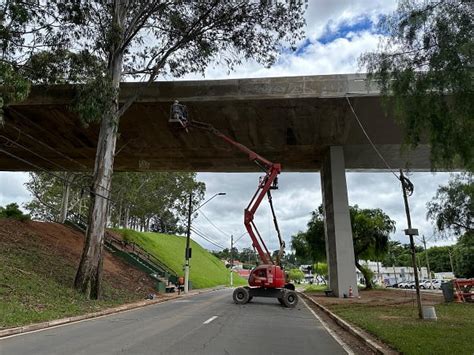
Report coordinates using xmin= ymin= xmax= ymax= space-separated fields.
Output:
xmin=448 ymin=248 xmax=455 ymax=275
xmin=183 ymin=192 xmax=226 ymax=293
xmin=230 ymin=234 xmax=234 ymax=287
xmin=184 ymin=192 xmax=193 ymax=294
xmin=400 ymin=169 xmax=423 ymax=319
xmin=422 ymin=235 xmax=433 ymax=289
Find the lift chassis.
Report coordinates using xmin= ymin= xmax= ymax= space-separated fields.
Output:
xmin=170 ymin=101 xmax=298 ymax=308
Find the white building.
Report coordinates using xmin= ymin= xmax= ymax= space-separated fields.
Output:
xmin=356 ymin=260 xmax=429 ymax=286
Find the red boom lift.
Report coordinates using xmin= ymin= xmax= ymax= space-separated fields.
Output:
xmin=169 ymin=101 xmax=298 ymax=308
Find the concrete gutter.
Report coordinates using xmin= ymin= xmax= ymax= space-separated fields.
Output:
xmin=0 ymin=286 xmax=226 ymax=339
xmin=299 ymin=292 xmax=398 ymax=355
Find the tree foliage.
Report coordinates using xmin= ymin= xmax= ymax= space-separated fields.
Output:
xmin=426 ymin=173 xmax=473 ymax=237
xmin=292 ymin=205 xmax=396 ymax=289
xmin=25 ymin=171 xmax=205 ymax=233
xmin=0 ymin=202 xmax=29 ymax=221
xmin=25 ymin=172 xmax=89 ymax=222
xmin=383 ymin=240 xmax=423 ymax=267
xmin=350 ymin=205 xmax=396 ymax=289
xmin=453 ymin=232 xmax=474 ymax=278
xmin=360 ymin=1 xmax=474 ymax=170
xmin=290 ymin=207 xmax=326 ymax=264
xmin=287 ymin=268 xmax=304 ymax=283
xmin=417 ymin=245 xmax=451 ymax=273
xmin=110 ymin=172 xmax=205 ymax=234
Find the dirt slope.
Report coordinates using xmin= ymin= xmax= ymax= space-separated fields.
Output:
xmin=0 ymin=219 xmax=155 ymax=295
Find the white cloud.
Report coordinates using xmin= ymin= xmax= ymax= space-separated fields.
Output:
xmin=0 ymin=172 xmax=32 ymax=208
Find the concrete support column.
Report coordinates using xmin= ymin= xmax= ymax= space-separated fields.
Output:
xmin=320 ymin=146 xmax=358 ymax=297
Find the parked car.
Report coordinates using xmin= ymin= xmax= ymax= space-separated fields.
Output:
xmin=398 ymin=281 xmax=409 ymax=288
xmin=431 ymin=279 xmax=444 ymax=289
xmin=408 ymin=281 xmax=417 ymax=289
xmin=420 ymin=280 xmax=433 ymax=289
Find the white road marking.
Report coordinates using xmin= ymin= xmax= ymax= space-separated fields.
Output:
xmin=301 ymin=297 xmax=354 ymax=355
xmin=203 ymin=316 xmax=218 ymax=324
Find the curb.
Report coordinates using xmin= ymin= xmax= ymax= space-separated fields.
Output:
xmin=0 ymin=286 xmax=227 ymax=339
xmin=299 ymin=292 xmax=396 ymax=355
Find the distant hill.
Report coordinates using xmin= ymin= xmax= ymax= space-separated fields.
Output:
xmin=114 ymin=229 xmax=247 ymax=289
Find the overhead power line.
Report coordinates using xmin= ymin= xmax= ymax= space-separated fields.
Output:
xmin=345 ymin=96 xmax=400 ymax=181
xmin=198 ymin=210 xmax=232 ymax=238
xmin=190 ymin=226 xmax=226 ymax=250
xmin=0 ymin=146 xmax=118 ymax=205
xmin=191 ymin=225 xmax=226 ymax=248
xmin=234 ymin=231 xmax=248 ymax=243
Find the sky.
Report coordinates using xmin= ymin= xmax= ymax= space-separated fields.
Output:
xmin=0 ymin=1 xmax=459 ymax=253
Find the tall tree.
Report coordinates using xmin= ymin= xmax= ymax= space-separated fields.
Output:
xmin=350 ymin=206 xmax=396 ymax=289
xmin=25 ymin=172 xmax=90 ymax=223
xmin=293 ymin=205 xmax=396 ymax=288
xmin=417 ymin=246 xmax=451 ymax=273
xmin=290 ymin=207 xmax=326 ymax=264
xmin=453 ymin=232 xmax=474 ymax=278
xmin=360 ymin=1 xmax=474 ymax=171
xmin=25 ymin=171 xmax=204 ymax=234
xmin=110 ymin=172 xmax=205 ymax=233
xmin=2 ymin=1 xmax=306 ymax=298
xmin=427 ymin=173 xmax=473 ymax=237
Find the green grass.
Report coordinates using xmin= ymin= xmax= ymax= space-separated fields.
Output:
xmin=0 ymin=237 xmax=141 ymax=329
xmin=329 ymin=302 xmax=474 ymax=355
xmin=304 ymin=284 xmax=328 ymax=292
xmin=115 ymin=229 xmax=247 ymax=289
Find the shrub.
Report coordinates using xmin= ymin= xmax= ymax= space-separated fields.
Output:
xmin=288 ymin=268 xmax=304 ymax=283
xmin=0 ymin=203 xmax=30 ymax=221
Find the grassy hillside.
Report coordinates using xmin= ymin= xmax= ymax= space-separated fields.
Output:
xmin=0 ymin=219 xmax=155 ymax=329
xmin=115 ymin=229 xmax=247 ymax=289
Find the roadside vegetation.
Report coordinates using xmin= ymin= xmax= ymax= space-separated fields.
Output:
xmin=304 ymin=284 xmax=327 ymax=292
xmin=305 ymin=289 xmax=473 ymax=355
xmin=115 ymin=229 xmax=247 ymax=289
xmin=331 ymin=301 xmax=473 ymax=355
xmin=0 ymin=203 xmax=30 ymax=221
xmin=0 ymin=220 xmax=153 ymax=329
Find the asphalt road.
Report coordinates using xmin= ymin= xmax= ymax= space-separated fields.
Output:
xmin=0 ymin=288 xmax=347 ymax=355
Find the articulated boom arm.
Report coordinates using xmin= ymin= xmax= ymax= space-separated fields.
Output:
xmin=170 ymin=102 xmax=285 ymax=266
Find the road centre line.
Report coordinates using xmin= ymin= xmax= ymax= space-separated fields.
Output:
xmin=203 ymin=316 xmax=218 ymax=324
xmin=300 ymin=297 xmax=353 ymax=355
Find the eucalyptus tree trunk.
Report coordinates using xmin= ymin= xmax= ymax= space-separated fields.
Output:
xmin=74 ymin=4 xmax=126 ymax=299
xmin=58 ymin=173 xmax=73 ymax=224
xmin=123 ymin=206 xmax=129 ymax=229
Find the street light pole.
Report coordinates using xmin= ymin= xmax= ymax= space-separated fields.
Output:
xmin=184 ymin=192 xmax=193 ymax=294
xmin=183 ymin=192 xmax=226 ymax=294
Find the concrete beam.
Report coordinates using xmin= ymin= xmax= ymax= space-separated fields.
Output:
xmin=321 ymin=146 xmax=358 ymax=298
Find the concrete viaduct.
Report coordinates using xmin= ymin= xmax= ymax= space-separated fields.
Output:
xmin=0 ymin=74 xmax=431 ymax=297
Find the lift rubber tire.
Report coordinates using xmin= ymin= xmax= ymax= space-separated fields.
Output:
xmin=233 ymin=287 xmax=250 ymax=304
xmin=277 ymin=297 xmax=284 ymax=305
xmin=282 ymin=290 xmax=298 ymax=308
